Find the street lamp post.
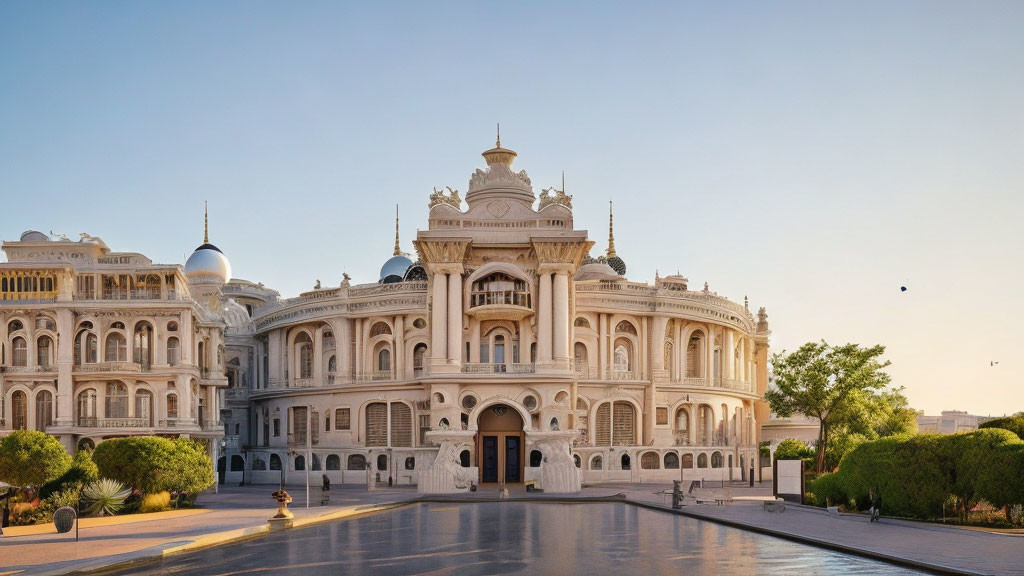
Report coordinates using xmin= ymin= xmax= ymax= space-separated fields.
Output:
xmin=306 ymin=403 xmax=312 ymax=509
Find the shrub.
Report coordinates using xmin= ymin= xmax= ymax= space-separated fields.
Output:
xmin=44 ymin=489 xmax=81 ymax=512
xmin=82 ymin=479 xmax=132 ymax=517
xmin=0 ymin=430 xmax=72 ymax=486
xmin=140 ymin=491 xmax=171 ymax=513
xmin=808 ymin=473 xmax=847 ymax=508
xmin=92 ymin=437 xmax=213 ymax=497
xmin=40 ymin=450 xmax=98 ymax=499
xmin=774 ymin=438 xmax=815 ymax=461
xmin=979 ymin=416 xmax=1024 ymax=440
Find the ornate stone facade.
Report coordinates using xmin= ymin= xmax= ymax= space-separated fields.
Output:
xmin=1 ymin=138 xmax=771 ymax=493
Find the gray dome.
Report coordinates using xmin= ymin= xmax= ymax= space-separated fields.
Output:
xmin=185 ymin=243 xmax=232 ymax=285
xmin=379 ymin=254 xmax=413 ymax=283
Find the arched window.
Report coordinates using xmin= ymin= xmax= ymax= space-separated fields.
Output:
xmin=459 ymin=450 xmax=471 ymax=467
xmin=574 ymin=317 xmax=590 ymax=329
xmin=167 ymin=337 xmax=180 ymax=365
xmin=133 ymin=322 xmax=153 ymax=367
xmin=613 ymin=339 xmax=632 ymax=375
xmin=675 ymin=407 xmax=690 ymax=443
xmin=327 ymin=355 xmax=337 ymax=374
xmin=529 ymin=450 xmax=543 ymax=467
xmin=413 ymin=343 xmax=427 ymax=375
xmin=295 ymin=455 xmax=305 ymax=471
xmin=615 ymin=321 xmax=637 ymax=335
xmin=574 ymin=454 xmax=581 ymax=468
xmin=347 ymin=454 xmax=367 ymax=470
xmin=574 ymin=342 xmax=588 ymax=377
xmin=322 ymin=331 xmax=334 ymax=349
xmin=621 ymin=454 xmax=631 ymax=470
xmin=37 ymin=336 xmax=53 ymax=368
xmin=405 ymin=456 xmax=416 ymax=470
xmin=295 ymin=333 xmax=312 ymax=379
xmin=253 ymin=458 xmax=267 ymax=471
xmin=470 ymin=272 xmax=531 ymax=308
xmin=711 ymin=451 xmax=723 ymax=468
xmin=105 ymin=333 xmax=127 ymax=362
xmin=664 ymin=453 xmax=679 ymax=469
xmin=591 ymin=455 xmax=603 ymax=470
xmin=105 ymin=382 xmax=128 ymax=418
xmin=697 ymin=453 xmax=708 ymax=468
xmin=11 ymin=337 xmax=26 ymax=366
xmin=167 ymin=393 xmax=178 ymax=419
xmin=377 ymin=348 xmax=391 ymax=372
xmin=7 ymin=320 xmax=23 ymax=333
xmin=640 ymin=452 xmax=659 ymax=469
xmin=135 ymin=389 xmax=153 ymax=426
xmin=35 ymin=390 xmax=53 ymax=430
xmin=77 ymin=390 xmax=97 ymax=426
xmin=376 ymin=454 xmax=388 ymax=471
xmin=270 ymin=454 xmax=282 ymax=470
xmin=12 ymin=390 xmax=27 ymax=430
xmin=594 ymin=401 xmax=636 ymax=446
xmin=167 ymin=321 xmax=178 ymax=332
xmin=231 ymin=455 xmax=245 ymax=472
xmin=682 ymin=454 xmax=694 ymax=469
xmin=326 ymin=454 xmax=341 ymax=470
xmin=686 ymin=332 xmax=704 ymax=378
xmin=369 ymin=322 xmax=392 ymax=337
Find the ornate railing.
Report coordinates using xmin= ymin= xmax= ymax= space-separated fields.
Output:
xmin=77 ymin=417 xmax=149 ymax=428
xmin=469 ymin=289 xmax=531 ymax=308
xmin=460 ymin=362 xmax=536 ymax=374
xmin=74 ymin=362 xmax=141 ymax=373
xmin=602 ymin=366 xmax=638 ymax=380
xmin=3 ymin=365 xmax=53 ymax=373
xmin=158 ymin=419 xmax=180 ymax=427
xmin=352 ymin=371 xmax=394 ymax=382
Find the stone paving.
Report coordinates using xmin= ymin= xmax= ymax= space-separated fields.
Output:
xmin=1 ymin=482 xmax=1021 ymax=576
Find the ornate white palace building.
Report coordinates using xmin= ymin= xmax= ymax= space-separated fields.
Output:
xmin=0 ymin=138 xmax=771 ymax=493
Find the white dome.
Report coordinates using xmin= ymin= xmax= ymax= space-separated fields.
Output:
xmin=379 ymin=254 xmax=413 ymax=283
xmin=185 ymin=243 xmax=232 ymax=285
xmin=574 ymin=262 xmax=621 ymax=281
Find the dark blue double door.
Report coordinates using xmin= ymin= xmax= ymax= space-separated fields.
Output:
xmin=481 ymin=435 xmax=521 ymax=484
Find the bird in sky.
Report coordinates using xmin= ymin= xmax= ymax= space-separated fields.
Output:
xmin=990 ymin=361 xmax=999 ymax=366
xmin=900 ymin=286 xmax=908 ymax=292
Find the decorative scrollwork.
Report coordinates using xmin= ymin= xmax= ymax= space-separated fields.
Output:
xmin=429 ymin=186 xmax=462 ymax=210
xmin=539 ymin=187 xmax=573 ymax=210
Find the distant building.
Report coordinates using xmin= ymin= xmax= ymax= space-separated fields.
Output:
xmin=760 ymin=413 xmax=819 ymax=446
xmin=916 ymin=410 xmax=979 ymax=434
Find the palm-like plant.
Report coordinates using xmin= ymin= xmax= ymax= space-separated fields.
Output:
xmin=81 ymin=479 xmax=132 ymax=517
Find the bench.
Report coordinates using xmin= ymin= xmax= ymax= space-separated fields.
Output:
xmin=762 ymin=500 xmax=786 ymax=513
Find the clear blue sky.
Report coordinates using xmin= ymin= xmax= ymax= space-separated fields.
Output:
xmin=2 ymin=2 xmax=1022 ymax=416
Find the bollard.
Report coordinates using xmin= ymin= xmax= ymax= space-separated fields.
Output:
xmin=749 ymin=466 xmax=755 ymax=487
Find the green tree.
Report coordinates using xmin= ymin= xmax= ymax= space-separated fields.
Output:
xmin=40 ymin=449 xmax=98 ymax=498
xmin=0 ymin=430 xmax=72 ymax=486
xmin=765 ymin=341 xmax=893 ymax=474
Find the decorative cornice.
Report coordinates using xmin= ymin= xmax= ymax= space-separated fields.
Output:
xmin=531 ymin=240 xmax=593 ymax=268
xmin=414 ymin=239 xmax=472 ymax=265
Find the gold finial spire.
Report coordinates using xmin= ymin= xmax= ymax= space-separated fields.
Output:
xmin=203 ymin=201 xmax=209 ymax=243
xmin=496 ymin=123 xmax=501 ymax=148
xmin=561 ymin=170 xmax=565 ymax=192
xmin=393 ymin=204 xmax=401 ymax=256
xmin=607 ymin=200 xmax=617 ymax=258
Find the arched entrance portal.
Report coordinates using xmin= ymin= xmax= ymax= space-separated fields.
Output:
xmin=477 ymin=404 xmax=524 ymax=485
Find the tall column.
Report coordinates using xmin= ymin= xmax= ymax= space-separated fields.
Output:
xmin=55 ymin=308 xmax=74 ymax=426
xmin=552 ymin=270 xmax=569 ymax=362
xmin=537 ymin=272 xmax=552 ymax=364
xmin=394 ymin=315 xmax=405 ymax=380
xmin=336 ymin=318 xmax=351 ymax=379
xmin=430 ymin=272 xmax=448 ymax=365
xmin=312 ymin=328 xmax=323 ymax=384
xmin=706 ymin=325 xmax=715 ymax=382
xmin=597 ymin=313 xmax=607 ymax=379
xmin=725 ymin=329 xmax=735 ymax=380
xmin=447 ymin=272 xmax=462 ymax=364
xmin=354 ymin=319 xmax=363 ymax=376
xmin=673 ymin=321 xmax=682 ymax=381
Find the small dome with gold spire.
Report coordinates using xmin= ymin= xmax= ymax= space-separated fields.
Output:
xmin=185 ymin=202 xmax=232 ymax=285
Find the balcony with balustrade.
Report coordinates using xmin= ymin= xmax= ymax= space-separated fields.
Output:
xmin=459 ymin=362 xmax=536 ymax=375
xmin=466 ymin=273 xmax=534 ymax=321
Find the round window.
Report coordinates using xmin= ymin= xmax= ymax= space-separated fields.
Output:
xmin=433 ymin=392 xmax=445 ymax=404
xmin=461 ymin=395 xmax=477 ymax=410
xmin=523 ymin=395 xmax=538 ymax=411
xmin=413 ymin=318 xmax=426 ymax=329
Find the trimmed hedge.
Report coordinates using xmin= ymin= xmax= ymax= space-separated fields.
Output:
xmin=810 ymin=429 xmax=1024 ymax=521
xmin=0 ymin=430 xmax=72 ymax=486
xmin=92 ymin=437 xmax=213 ymax=496
xmin=40 ymin=450 xmax=98 ymax=499
xmin=979 ymin=416 xmax=1024 ymax=440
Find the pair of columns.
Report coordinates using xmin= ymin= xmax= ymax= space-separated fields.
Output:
xmin=430 ymin=267 xmax=464 ymax=367
xmin=536 ymin=266 xmax=571 ymax=366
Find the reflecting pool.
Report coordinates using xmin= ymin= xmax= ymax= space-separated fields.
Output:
xmin=116 ymin=502 xmax=925 ymax=575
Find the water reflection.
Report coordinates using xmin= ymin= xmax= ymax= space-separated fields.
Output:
xmin=117 ymin=502 xmax=925 ymax=575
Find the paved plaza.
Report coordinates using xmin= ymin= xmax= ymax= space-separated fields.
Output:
xmin=0 ymin=483 xmax=1021 ymax=575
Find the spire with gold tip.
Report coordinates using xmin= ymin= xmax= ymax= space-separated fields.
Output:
xmin=606 ymin=200 xmax=626 ymax=276
xmin=393 ymin=204 xmax=401 ymax=256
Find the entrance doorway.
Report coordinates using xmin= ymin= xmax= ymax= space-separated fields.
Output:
xmin=477 ymin=404 xmax=524 ymax=484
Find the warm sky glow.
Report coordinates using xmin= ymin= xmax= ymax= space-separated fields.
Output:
xmin=2 ymin=2 xmax=1021 ymax=416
